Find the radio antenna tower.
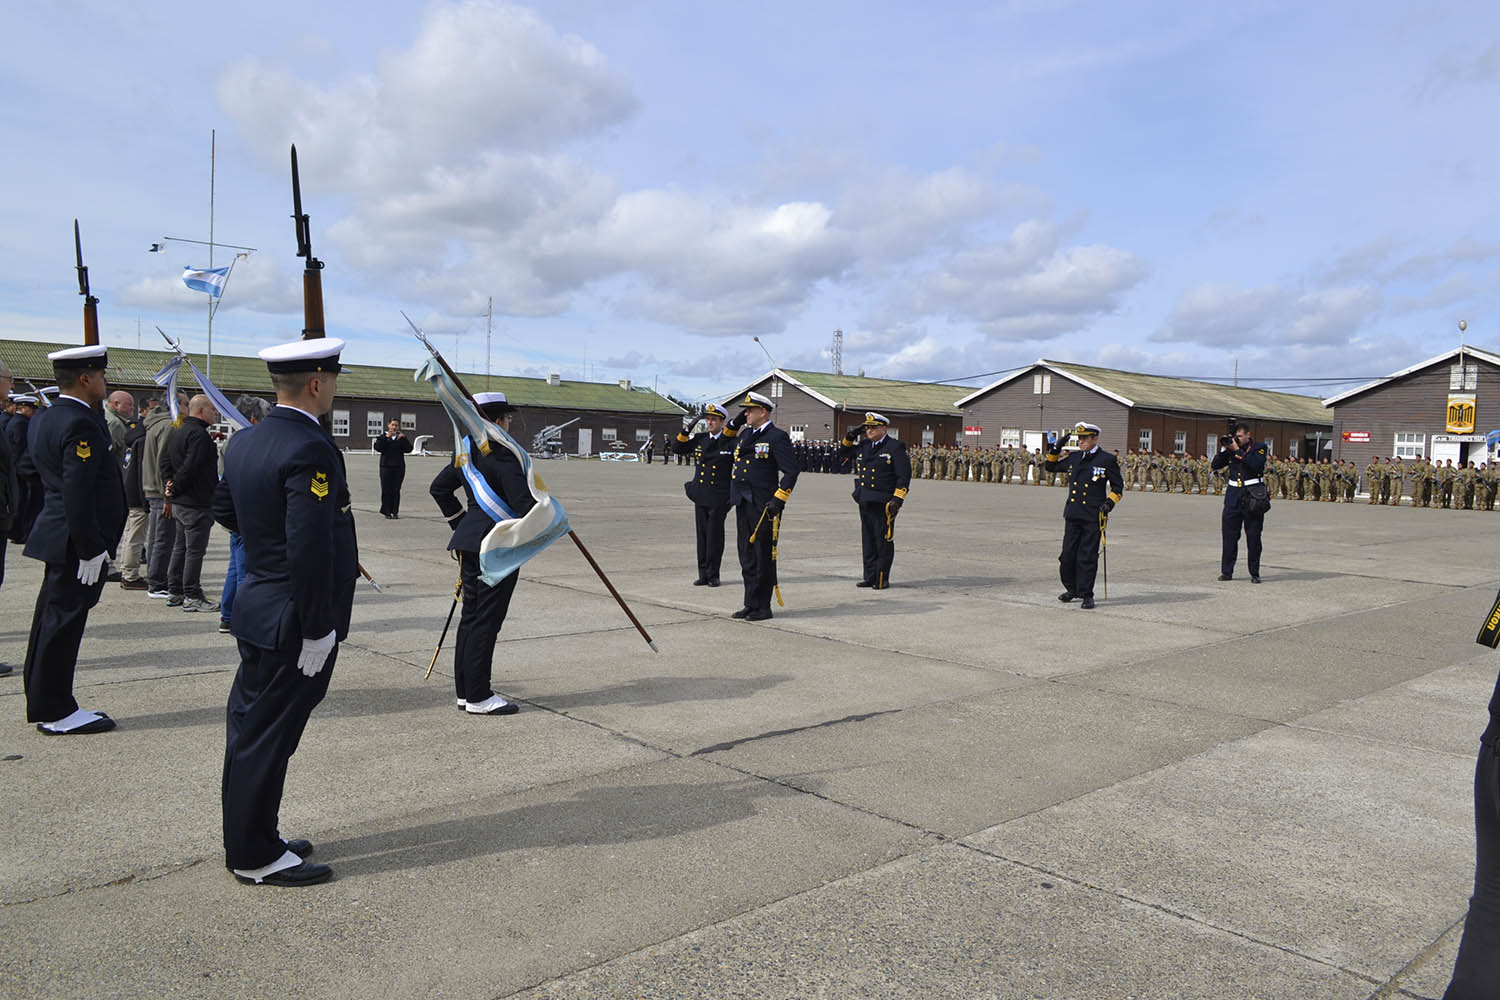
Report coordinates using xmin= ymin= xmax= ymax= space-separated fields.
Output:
xmin=831 ymin=328 xmax=843 ymax=375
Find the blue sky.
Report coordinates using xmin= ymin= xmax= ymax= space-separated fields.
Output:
xmin=2 ymin=0 xmax=1497 ymax=404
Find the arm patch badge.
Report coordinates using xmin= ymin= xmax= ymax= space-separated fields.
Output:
xmin=310 ymin=472 xmax=330 ymax=500
xmin=76 ymin=440 xmax=92 ymax=461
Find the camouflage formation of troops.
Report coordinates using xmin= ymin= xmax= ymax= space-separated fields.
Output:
xmin=901 ymin=445 xmax=1500 ymax=510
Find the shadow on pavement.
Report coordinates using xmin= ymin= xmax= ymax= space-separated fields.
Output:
xmin=536 ymin=674 xmax=793 ymax=711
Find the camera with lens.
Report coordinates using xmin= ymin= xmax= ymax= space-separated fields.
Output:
xmin=1218 ymin=416 xmax=1238 ymax=450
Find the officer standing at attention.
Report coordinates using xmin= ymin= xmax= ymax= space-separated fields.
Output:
xmin=672 ymin=401 xmax=738 ymax=587
xmin=1211 ymin=422 xmax=1268 ymax=583
xmin=373 ymin=417 xmax=414 ymax=518
xmin=21 ymin=345 xmax=127 ymax=734
xmin=1045 ymin=421 xmax=1122 ymax=610
xmin=213 ymin=339 xmax=358 ymax=886
xmin=429 ymin=391 xmax=534 ymax=716
xmin=729 ymin=391 xmax=798 ymax=621
xmin=838 ymin=411 xmax=911 ymax=589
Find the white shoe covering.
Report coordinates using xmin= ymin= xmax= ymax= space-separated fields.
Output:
xmin=464 ymin=694 xmax=512 ymax=715
xmin=232 ymin=849 xmax=302 ymax=883
xmin=39 ymin=708 xmax=103 ymax=733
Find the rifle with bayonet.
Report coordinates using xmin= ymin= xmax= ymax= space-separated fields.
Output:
xmin=290 ymin=144 xmax=325 ymax=340
xmin=74 ymin=219 xmax=99 ymax=346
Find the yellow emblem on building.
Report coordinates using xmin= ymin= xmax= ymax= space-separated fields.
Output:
xmin=75 ymin=440 xmax=92 ymax=461
xmin=310 ymin=472 xmax=330 ymax=500
xmin=1447 ymin=394 xmax=1477 ymax=434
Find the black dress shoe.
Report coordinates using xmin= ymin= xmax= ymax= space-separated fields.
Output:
xmin=707 ymin=578 xmax=720 ymax=587
xmin=1080 ymin=597 xmax=1096 ymax=609
xmin=856 ymin=580 xmax=874 ymax=588
xmin=871 ymin=582 xmax=888 ymax=590
xmin=693 ymin=578 xmax=709 ymax=586
xmin=1218 ymin=574 xmax=1232 ymax=581
xmin=1058 ymin=592 xmax=1075 ymax=602
xmin=745 ymin=609 xmax=773 ymax=621
xmin=37 ymin=713 xmax=116 ymax=735
xmin=730 ymin=608 xmax=751 ymax=619
xmin=0 ymin=663 xmax=12 ymax=677
xmin=235 ymin=861 xmax=332 ymax=887
xmin=284 ymin=839 xmax=314 ymax=859
xmin=1251 ymin=575 xmax=1261 ymax=584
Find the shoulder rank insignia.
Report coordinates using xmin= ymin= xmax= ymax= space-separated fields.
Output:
xmin=75 ymin=440 xmax=92 ymax=461
xmin=310 ymin=472 xmax=330 ymax=500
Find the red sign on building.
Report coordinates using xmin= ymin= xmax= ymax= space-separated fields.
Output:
xmin=963 ymin=426 xmax=982 ymax=435
xmin=1342 ymin=431 xmax=1370 ymax=442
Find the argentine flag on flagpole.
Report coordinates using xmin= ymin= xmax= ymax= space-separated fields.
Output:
xmin=182 ymin=265 xmax=229 ymax=298
xmin=415 ymin=356 xmax=571 ymax=586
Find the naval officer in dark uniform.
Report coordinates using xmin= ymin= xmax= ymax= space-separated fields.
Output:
xmin=213 ymin=338 xmax=358 ymax=886
xmin=373 ymin=418 xmax=414 ymax=518
xmin=429 ymin=391 xmax=535 ymax=716
xmin=1045 ymin=421 xmax=1122 ymax=610
xmin=1210 ymin=422 xmax=1268 ymax=583
xmin=672 ymin=401 xmax=738 ymax=587
xmin=728 ymin=391 xmax=798 ymax=621
xmin=21 ymin=345 xmax=127 ymax=733
xmin=838 ymin=411 xmax=911 ymax=589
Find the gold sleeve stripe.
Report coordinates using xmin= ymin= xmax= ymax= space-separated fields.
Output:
xmin=893 ymin=488 xmax=908 ymax=499
xmin=676 ymin=432 xmax=690 ymax=442
xmin=723 ymin=427 xmax=737 ymax=437
xmin=1045 ymin=452 xmax=1060 ymax=462
xmin=774 ymin=487 xmax=792 ymax=502
xmin=1108 ymin=491 xmax=1121 ymax=504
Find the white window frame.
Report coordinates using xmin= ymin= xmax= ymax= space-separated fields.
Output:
xmin=1288 ymin=439 xmax=1299 ymax=459
xmin=1033 ymin=373 xmax=1052 ymax=395
xmin=1138 ymin=428 xmax=1152 ymax=451
xmin=1173 ymin=430 xmax=1187 ymax=454
xmin=1452 ymin=364 xmax=1479 ymax=391
xmin=1394 ymin=432 xmax=1425 ymax=459
xmin=601 ymin=428 xmax=617 ymax=442
xmin=1205 ymin=434 xmax=1217 ymax=457
xmin=400 ymin=412 xmax=417 ymax=430
xmin=635 ymin=428 xmax=651 ymax=442
xmin=331 ymin=410 xmax=350 ymax=437
xmin=1000 ymin=427 xmax=1021 ymax=448
xmin=366 ymin=411 xmax=384 ymax=438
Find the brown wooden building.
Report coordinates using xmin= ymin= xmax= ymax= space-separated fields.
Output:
xmin=1323 ymin=346 xmax=1500 ymax=468
xmin=954 ymin=360 xmax=1332 ymax=458
xmin=718 ymin=369 xmax=967 ymax=445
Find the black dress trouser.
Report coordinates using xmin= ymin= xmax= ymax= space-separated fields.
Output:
xmin=1220 ymin=504 xmax=1264 ymax=578
xmin=1059 ymin=515 xmax=1102 ymax=600
xmin=453 ymin=549 xmax=520 ymax=704
xmin=1445 ymin=741 xmax=1500 ymax=997
xmin=23 ymin=560 xmax=105 ymax=722
xmin=222 ymin=640 xmax=336 ymax=869
xmin=694 ymin=502 xmax=729 ymax=583
xmin=858 ymin=500 xmax=895 ymax=585
xmin=736 ymin=499 xmax=776 ymax=613
xmin=379 ymin=466 xmax=405 ymax=516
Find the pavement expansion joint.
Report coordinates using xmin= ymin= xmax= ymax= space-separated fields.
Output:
xmin=961 ymin=842 xmax=1390 ymax=990
xmin=3 ymin=858 xmax=206 ymax=907
xmin=1360 ymin=918 xmax=1464 ymax=1000
xmin=688 ymin=708 xmax=903 ymax=757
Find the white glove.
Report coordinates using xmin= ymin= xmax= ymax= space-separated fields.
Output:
xmin=297 ymin=630 xmax=337 ymax=677
xmin=77 ymin=552 xmax=107 ymax=586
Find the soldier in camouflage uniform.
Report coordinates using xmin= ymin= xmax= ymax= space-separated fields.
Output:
xmin=1460 ymin=461 xmax=1478 ymax=509
xmin=1438 ymin=459 xmax=1455 ymax=508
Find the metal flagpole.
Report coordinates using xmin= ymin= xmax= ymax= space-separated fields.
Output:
xmin=208 ymin=128 xmax=214 ymax=379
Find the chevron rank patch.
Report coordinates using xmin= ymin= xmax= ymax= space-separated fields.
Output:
xmin=75 ymin=440 xmax=92 ymax=461
xmin=310 ymin=472 xmax=330 ymax=501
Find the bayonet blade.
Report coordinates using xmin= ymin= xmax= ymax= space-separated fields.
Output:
xmin=74 ymin=219 xmax=90 ymax=297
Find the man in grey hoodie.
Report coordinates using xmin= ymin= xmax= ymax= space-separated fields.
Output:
xmin=143 ymin=392 xmax=187 ymax=599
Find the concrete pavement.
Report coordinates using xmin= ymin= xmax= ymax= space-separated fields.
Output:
xmin=1 ymin=455 xmax=1493 ymax=999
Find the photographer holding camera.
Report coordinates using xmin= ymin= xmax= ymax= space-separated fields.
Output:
xmin=1210 ymin=421 xmax=1270 ymax=583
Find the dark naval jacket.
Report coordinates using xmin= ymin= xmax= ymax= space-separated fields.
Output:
xmin=839 ymin=433 xmax=912 ymax=503
xmin=729 ymin=421 xmax=799 ymax=506
xmin=1210 ymin=440 xmax=1269 ymax=510
xmin=23 ymin=396 xmax=127 ymax=565
xmin=1044 ymin=444 xmax=1124 ymax=521
xmin=430 ymin=440 xmax=536 ymax=553
xmin=212 ymin=407 xmax=359 ymax=650
xmin=673 ymin=426 xmax=738 ymax=507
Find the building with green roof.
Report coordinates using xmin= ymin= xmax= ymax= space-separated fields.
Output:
xmin=0 ymin=338 xmax=684 ymax=456
xmin=719 ymin=368 xmax=970 ymax=445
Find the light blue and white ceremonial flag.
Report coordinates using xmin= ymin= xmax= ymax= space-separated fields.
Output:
xmin=183 ymin=355 xmax=249 ymax=430
xmin=182 ymin=265 xmax=229 ymax=298
xmin=415 ymin=356 xmax=571 ymax=586
xmin=153 ymin=356 xmax=184 ymax=424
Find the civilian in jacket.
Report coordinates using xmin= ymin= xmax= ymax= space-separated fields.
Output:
xmin=161 ymin=394 xmax=220 ymax=611
xmin=143 ymin=392 xmax=187 ymax=597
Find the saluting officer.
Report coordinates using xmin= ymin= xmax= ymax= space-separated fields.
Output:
xmin=672 ymin=401 xmax=738 ymax=587
xmin=1211 ymin=422 xmax=1268 ymax=583
xmin=213 ymin=339 xmax=358 ymax=886
xmin=429 ymin=391 xmax=535 ymax=716
xmin=838 ymin=411 xmax=911 ymax=589
xmin=729 ymin=391 xmax=798 ymax=621
xmin=1045 ymin=421 xmax=1122 ymax=610
xmin=21 ymin=345 xmax=127 ymax=733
